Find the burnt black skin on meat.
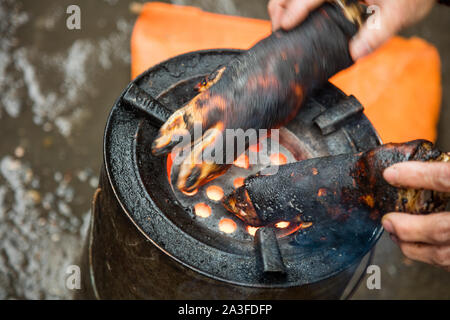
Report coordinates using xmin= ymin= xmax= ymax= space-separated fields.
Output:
xmin=223 ymin=140 xmax=450 ymax=227
xmin=151 ymin=1 xmax=363 ymax=193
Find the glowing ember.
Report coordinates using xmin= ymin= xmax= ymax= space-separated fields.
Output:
xmin=194 ymin=203 xmax=212 ymax=218
xmin=249 ymin=143 xmax=261 ymax=153
xmin=206 ymin=185 xmax=224 ymax=201
xmin=270 ymin=153 xmax=287 ymax=165
xmin=233 ymin=177 xmax=245 ymax=188
xmin=234 ymin=154 xmax=249 ymax=169
xmin=275 ymin=221 xmax=290 ymax=228
xmin=166 ymin=127 xmax=305 ymax=239
xmin=218 ymin=218 xmax=237 ymax=234
xmin=247 ymin=226 xmax=259 ymax=236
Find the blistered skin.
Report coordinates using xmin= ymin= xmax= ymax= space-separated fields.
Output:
xmin=223 ymin=140 xmax=450 ymax=227
xmin=151 ymin=2 xmax=362 ymax=192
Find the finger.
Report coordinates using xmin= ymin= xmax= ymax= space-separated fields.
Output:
xmin=349 ymin=23 xmax=392 ymax=60
xmin=383 ymin=161 xmax=450 ymax=193
xmin=268 ymin=0 xmax=286 ymax=31
xmin=280 ymin=0 xmax=324 ymax=30
xmin=349 ymin=1 xmax=405 ymax=60
xmin=382 ymin=212 xmax=450 ymax=245
xmin=397 ymin=241 xmax=450 ymax=268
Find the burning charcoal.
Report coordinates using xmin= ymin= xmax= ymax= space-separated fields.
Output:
xmin=151 ymin=0 xmax=364 ymax=193
xmin=223 ymin=140 xmax=450 ymax=227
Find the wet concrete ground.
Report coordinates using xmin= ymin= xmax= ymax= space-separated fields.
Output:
xmin=0 ymin=0 xmax=448 ymax=299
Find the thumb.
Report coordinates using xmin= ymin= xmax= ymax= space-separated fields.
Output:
xmin=383 ymin=161 xmax=450 ymax=193
xmin=349 ymin=7 xmax=401 ymax=60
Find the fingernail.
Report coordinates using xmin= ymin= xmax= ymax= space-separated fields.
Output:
xmin=390 ymin=233 xmax=399 ymax=245
xmin=382 ymin=218 xmax=394 ymax=234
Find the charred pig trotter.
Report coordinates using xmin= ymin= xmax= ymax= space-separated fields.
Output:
xmin=223 ymin=140 xmax=450 ymax=227
xmin=151 ymin=0 xmax=364 ymax=192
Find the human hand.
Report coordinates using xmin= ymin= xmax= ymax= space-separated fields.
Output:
xmin=268 ymin=0 xmax=435 ymax=60
xmin=383 ymin=161 xmax=450 ymax=271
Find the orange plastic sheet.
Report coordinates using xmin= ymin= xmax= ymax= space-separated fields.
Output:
xmin=131 ymin=2 xmax=441 ymax=143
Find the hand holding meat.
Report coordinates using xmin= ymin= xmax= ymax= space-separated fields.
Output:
xmin=383 ymin=161 xmax=450 ymax=271
xmin=152 ymin=1 xmax=363 ymax=192
xmin=268 ymin=0 xmax=435 ymax=60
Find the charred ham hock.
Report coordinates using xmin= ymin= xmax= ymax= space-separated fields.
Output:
xmin=151 ymin=0 xmax=364 ymax=193
xmin=223 ymin=140 xmax=450 ymax=227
